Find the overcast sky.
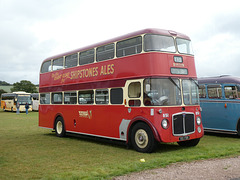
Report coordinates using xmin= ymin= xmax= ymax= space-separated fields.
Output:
xmin=1 ymin=0 xmax=240 ymax=84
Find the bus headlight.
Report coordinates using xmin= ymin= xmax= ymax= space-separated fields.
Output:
xmin=196 ymin=116 xmax=201 ymax=125
xmin=161 ymin=119 xmax=169 ymax=129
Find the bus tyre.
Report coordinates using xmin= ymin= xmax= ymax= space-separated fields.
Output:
xmin=237 ymin=121 xmax=240 ymax=136
xmin=55 ymin=117 xmax=66 ymax=137
xmin=131 ymin=122 xmax=156 ymax=153
xmin=177 ymin=138 xmax=200 ymax=147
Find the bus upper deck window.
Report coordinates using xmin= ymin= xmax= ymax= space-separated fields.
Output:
xmin=97 ymin=43 xmax=114 ymax=62
xmin=79 ymin=49 xmax=95 ymax=65
xmin=41 ymin=60 xmax=51 ymax=73
xmin=116 ymin=36 xmax=142 ymax=57
xmin=52 ymin=57 xmax=64 ymax=71
xmin=65 ymin=54 xmax=78 ymax=68
xmin=176 ymin=38 xmax=194 ymax=55
xmin=144 ymin=34 xmax=175 ymax=53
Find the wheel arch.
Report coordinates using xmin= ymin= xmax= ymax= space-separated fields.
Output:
xmin=53 ymin=113 xmax=65 ymax=130
xmin=236 ymin=118 xmax=240 ymax=136
xmin=127 ymin=116 xmax=161 ymax=145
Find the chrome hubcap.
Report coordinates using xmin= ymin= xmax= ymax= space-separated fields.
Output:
xmin=135 ymin=129 xmax=148 ymax=149
xmin=56 ymin=121 xmax=63 ymax=134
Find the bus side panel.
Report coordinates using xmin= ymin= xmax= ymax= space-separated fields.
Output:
xmin=39 ymin=104 xmax=203 ymax=142
xmin=201 ymin=100 xmax=240 ymax=131
xmin=39 ymin=105 xmax=129 ymax=138
xmin=39 ymin=105 xmax=55 ymax=129
xmin=39 ymin=53 xmax=197 ymax=90
xmin=64 ymin=105 xmax=129 ymax=138
xmin=3 ymin=100 xmax=14 ymax=111
xmin=226 ymin=102 xmax=240 ymax=130
xmin=1 ymin=100 xmax=6 ymax=109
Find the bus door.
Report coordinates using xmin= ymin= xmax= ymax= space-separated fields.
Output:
xmin=222 ymin=84 xmax=240 ymax=131
xmin=125 ymin=79 xmax=143 ymax=108
xmin=203 ymin=84 xmax=225 ymax=129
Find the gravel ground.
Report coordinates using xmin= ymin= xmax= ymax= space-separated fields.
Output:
xmin=113 ymin=156 xmax=240 ymax=180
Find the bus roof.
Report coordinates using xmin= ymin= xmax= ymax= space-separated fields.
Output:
xmin=12 ymin=91 xmax=30 ymax=94
xmin=1 ymin=92 xmax=31 ymax=97
xmin=43 ymin=28 xmax=190 ymax=63
xmin=2 ymin=91 xmax=30 ymax=95
xmin=198 ymin=75 xmax=240 ymax=85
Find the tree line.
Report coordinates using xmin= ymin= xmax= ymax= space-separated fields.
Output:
xmin=0 ymin=81 xmax=11 ymax=86
xmin=0 ymin=80 xmax=38 ymax=97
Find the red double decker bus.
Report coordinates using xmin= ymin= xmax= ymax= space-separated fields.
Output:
xmin=39 ymin=28 xmax=203 ymax=153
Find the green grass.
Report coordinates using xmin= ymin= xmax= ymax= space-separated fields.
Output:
xmin=0 ymin=109 xmax=240 ymax=180
xmin=0 ymin=85 xmax=39 ymax=93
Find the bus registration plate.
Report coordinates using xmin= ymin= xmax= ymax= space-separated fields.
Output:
xmin=179 ymin=136 xmax=190 ymax=141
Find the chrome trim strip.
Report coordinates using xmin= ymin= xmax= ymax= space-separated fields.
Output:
xmin=204 ymin=128 xmax=237 ymax=135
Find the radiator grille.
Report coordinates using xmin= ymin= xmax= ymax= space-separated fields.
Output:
xmin=173 ymin=113 xmax=195 ymax=136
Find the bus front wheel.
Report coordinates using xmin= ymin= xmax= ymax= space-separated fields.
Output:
xmin=55 ymin=117 xmax=66 ymax=137
xmin=131 ymin=122 xmax=156 ymax=153
xmin=177 ymin=138 xmax=200 ymax=147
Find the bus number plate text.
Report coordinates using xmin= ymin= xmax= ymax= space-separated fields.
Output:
xmin=179 ymin=136 xmax=190 ymax=141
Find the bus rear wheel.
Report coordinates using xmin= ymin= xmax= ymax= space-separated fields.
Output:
xmin=131 ymin=122 xmax=156 ymax=153
xmin=237 ymin=121 xmax=240 ymax=136
xmin=55 ymin=117 xmax=66 ymax=137
xmin=177 ymin=138 xmax=200 ymax=147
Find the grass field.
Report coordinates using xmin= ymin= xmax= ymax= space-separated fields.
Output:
xmin=0 ymin=109 xmax=240 ymax=180
xmin=0 ymin=85 xmax=39 ymax=93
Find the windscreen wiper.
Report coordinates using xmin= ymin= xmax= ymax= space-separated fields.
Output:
xmin=168 ymin=77 xmax=181 ymax=91
xmin=190 ymin=78 xmax=199 ymax=88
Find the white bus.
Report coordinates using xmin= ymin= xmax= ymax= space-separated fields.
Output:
xmin=31 ymin=93 xmax=39 ymax=111
xmin=1 ymin=91 xmax=32 ymax=112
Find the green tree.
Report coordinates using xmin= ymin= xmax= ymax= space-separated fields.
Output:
xmin=0 ymin=89 xmax=7 ymax=98
xmin=0 ymin=81 xmax=11 ymax=85
xmin=11 ymin=80 xmax=38 ymax=93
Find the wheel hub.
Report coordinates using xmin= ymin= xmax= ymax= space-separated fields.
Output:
xmin=56 ymin=121 xmax=63 ymax=134
xmin=135 ymin=129 xmax=148 ymax=148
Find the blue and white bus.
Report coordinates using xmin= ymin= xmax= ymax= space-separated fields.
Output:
xmin=198 ymin=75 xmax=240 ymax=135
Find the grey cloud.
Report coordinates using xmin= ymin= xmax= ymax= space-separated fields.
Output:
xmin=192 ymin=11 xmax=240 ymax=41
xmin=215 ymin=13 xmax=240 ymax=37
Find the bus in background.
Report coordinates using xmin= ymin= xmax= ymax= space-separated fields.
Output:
xmin=1 ymin=91 xmax=32 ymax=112
xmin=198 ymin=75 xmax=240 ymax=136
xmin=39 ymin=28 xmax=203 ymax=153
xmin=31 ymin=93 xmax=39 ymax=111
